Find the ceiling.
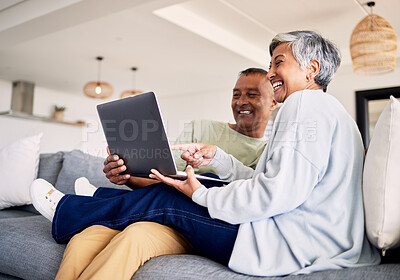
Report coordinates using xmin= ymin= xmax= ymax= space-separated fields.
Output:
xmin=0 ymin=0 xmax=399 ymax=99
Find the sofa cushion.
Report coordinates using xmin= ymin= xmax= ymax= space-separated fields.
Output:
xmin=363 ymin=96 xmax=400 ymax=252
xmin=38 ymin=152 xmax=65 ymax=186
xmin=0 ymin=216 xmax=398 ymax=280
xmin=0 ymin=133 xmax=42 ymax=210
xmin=132 ymin=255 xmax=400 ymax=280
xmin=0 ymin=216 xmax=65 ymax=280
xmin=0 ymin=208 xmax=38 ymax=219
xmin=0 ymin=273 xmax=21 ymax=280
xmin=54 ymin=150 xmax=131 ymax=194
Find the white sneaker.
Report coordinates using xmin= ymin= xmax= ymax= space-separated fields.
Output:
xmin=30 ymin=179 xmax=64 ymax=222
xmin=74 ymin=177 xmax=97 ymax=196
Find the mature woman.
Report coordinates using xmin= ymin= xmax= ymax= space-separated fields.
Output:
xmin=31 ymin=30 xmax=380 ymax=277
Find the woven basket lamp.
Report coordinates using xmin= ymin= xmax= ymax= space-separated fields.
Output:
xmin=120 ymin=67 xmax=144 ymax=99
xmin=350 ymin=2 xmax=397 ymax=75
xmin=83 ymin=57 xmax=114 ymax=99
xmin=120 ymin=90 xmax=144 ymax=99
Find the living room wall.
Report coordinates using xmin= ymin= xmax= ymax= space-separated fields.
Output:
xmin=329 ymin=58 xmax=400 ymax=120
xmin=0 ymin=79 xmax=108 ymax=157
xmin=1 ymin=57 xmax=400 ymax=157
xmin=0 ymin=78 xmax=234 ymax=157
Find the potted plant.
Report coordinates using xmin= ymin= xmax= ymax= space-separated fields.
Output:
xmin=53 ymin=105 xmax=66 ymax=120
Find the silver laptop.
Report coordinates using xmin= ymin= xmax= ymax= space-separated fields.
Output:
xmin=97 ymin=92 xmax=228 ymax=183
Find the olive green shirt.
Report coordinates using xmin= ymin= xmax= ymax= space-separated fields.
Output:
xmin=173 ymin=120 xmax=268 ymax=175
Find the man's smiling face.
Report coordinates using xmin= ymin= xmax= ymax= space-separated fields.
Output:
xmin=231 ymin=73 xmax=275 ymax=134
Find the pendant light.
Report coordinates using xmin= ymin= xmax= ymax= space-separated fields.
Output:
xmin=83 ymin=56 xmax=114 ymax=99
xmin=120 ymin=67 xmax=143 ymax=99
xmin=350 ymin=1 xmax=397 ymax=75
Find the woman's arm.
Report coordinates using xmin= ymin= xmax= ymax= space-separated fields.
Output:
xmin=151 ymin=146 xmax=319 ymax=224
xmin=193 ymin=147 xmax=319 ymax=224
xmin=209 ymin=147 xmax=255 ymax=181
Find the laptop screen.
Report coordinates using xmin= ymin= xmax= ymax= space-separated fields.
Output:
xmin=97 ymin=92 xmax=177 ymax=177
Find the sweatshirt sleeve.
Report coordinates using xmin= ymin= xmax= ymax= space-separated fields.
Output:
xmin=209 ymin=147 xmax=254 ymax=181
xmin=193 ymin=146 xmax=320 ymax=224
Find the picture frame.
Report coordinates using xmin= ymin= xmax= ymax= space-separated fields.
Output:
xmin=355 ymin=86 xmax=400 ymax=148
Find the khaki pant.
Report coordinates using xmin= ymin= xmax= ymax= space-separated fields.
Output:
xmin=56 ymin=222 xmax=193 ymax=280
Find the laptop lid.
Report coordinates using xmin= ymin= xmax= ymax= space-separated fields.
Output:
xmin=97 ymin=92 xmax=177 ymax=177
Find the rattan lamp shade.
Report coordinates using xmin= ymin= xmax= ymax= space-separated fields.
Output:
xmin=83 ymin=81 xmax=114 ymax=99
xmin=350 ymin=14 xmax=397 ymax=75
xmin=120 ymin=90 xmax=144 ymax=99
xmin=83 ymin=56 xmax=114 ymax=99
xmin=120 ymin=67 xmax=143 ymax=99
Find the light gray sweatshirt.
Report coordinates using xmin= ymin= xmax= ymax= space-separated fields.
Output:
xmin=192 ymin=90 xmax=380 ymax=276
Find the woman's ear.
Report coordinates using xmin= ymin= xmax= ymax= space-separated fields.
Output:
xmin=270 ymin=99 xmax=278 ymax=111
xmin=309 ymin=59 xmax=320 ymax=79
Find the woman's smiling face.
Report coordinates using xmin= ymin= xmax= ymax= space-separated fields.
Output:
xmin=267 ymin=43 xmax=310 ymax=103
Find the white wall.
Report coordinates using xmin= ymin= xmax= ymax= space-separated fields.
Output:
xmin=0 ymin=79 xmax=109 ymax=157
xmin=158 ymin=88 xmax=234 ymax=140
xmin=1 ymin=58 xmax=400 ymax=156
xmin=327 ymin=58 xmax=400 ymax=120
xmin=0 ymin=79 xmax=235 ymax=157
xmin=160 ymin=58 xmax=400 ymax=143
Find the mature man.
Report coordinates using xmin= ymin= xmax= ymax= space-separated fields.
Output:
xmin=55 ymin=68 xmax=277 ymax=280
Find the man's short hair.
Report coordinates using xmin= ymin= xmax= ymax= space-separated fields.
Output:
xmin=239 ymin=68 xmax=268 ymax=77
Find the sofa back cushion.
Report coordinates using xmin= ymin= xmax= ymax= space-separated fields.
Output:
xmin=38 ymin=151 xmax=65 ymax=185
xmin=363 ymin=96 xmax=400 ymax=252
xmin=54 ymin=149 xmax=130 ymax=194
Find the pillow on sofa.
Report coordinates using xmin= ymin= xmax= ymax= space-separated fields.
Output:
xmin=54 ymin=149 xmax=130 ymax=194
xmin=363 ymin=96 xmax=400 ymax=252
xmin=0 ymin=133 xmax=42 ymax=210
xmin=37 ymin=152 xmax=65 ymax=185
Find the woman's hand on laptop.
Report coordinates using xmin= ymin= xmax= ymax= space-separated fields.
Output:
xmin=172 ymin=143 xmax=217 ymax=167
xmin=150 ymin=165 xmax=202 ymax=198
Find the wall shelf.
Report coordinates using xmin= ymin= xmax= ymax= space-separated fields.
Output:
xmin=0 ymin=110 xmax=86 ymax=127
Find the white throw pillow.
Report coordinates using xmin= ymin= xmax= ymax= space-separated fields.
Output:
xmin=363 ymin=96 xmax=400 ymax=252
xmin=0 ymin=133 xmax=42 ymax=210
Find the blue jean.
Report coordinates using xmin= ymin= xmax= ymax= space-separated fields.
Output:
xmin=52 ymin=181 xmax=239 ymax=265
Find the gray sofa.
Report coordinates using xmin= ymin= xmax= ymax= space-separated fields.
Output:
xmin=0 ymin=150 xmax=399 ymax=280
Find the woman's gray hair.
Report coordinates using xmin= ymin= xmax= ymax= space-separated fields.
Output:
xmin=269 ymin=30 xmax=341 ymax=92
